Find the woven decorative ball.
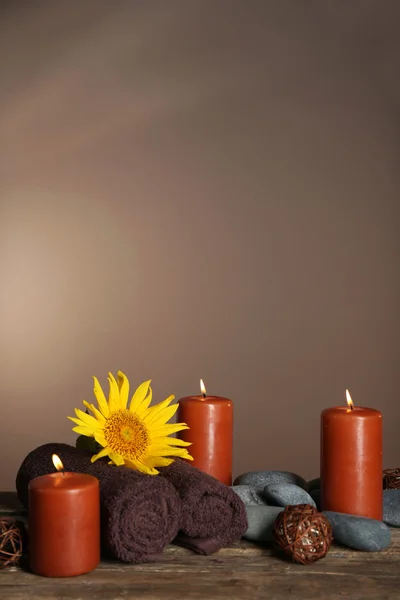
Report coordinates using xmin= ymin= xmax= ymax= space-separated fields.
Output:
xmin=383 ymin=468 xmax=400 ymax=490
xmin=0 ymin=518 xmax=26 ymax=568
xmin=273 ymin=504 xmax=332 ymax=564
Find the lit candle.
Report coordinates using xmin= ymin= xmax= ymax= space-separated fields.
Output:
xmin=177 ymin=379 xmax=233 ymax=485
xmin=320 ymin=390 xmax=383 ymax=520
xmin=29 ymin=454 xmax=100 ymax=577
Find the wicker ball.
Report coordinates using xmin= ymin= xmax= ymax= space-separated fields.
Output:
xmin=273 ymin=504 xmax=332 ymax=564
xmin=383 ymin=468 xmax=400 ymax=490
xmin=0 ymin=518 xmax=26 ymax=568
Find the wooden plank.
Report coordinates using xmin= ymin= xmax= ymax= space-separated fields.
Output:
xmin=1 ymin=554 xmax=400 ymax=600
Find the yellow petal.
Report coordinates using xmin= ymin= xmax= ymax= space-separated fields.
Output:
xmin=68 ymin=416 xmax=86 ymax=427
xmin=125 ymin=458 xmax=159 ymax=475
xmin=93 ymin=377 xmax=110 ymax=417
xmin=151 ymin=423 xmax=189 ymax=436
xmin=93 ymin=432 xmax=107 ymax=447
xmin=146 ymin=403 xmax=179 ymax=427
xmin=69 ymin=416 xmax=102 ymax=437
xmin=148 ymin=446 xmax=193 ymax=459
xmin=71 ymin=425 xmax=95 ymax=437
xmin=83 ymin=400 xmax=106 ymax=423
xmin=145 ymin=456 xmax=174 ymax=468
xmin=108 ymin=373 xmax=120 ymax=412
xmin=74 ymin=408 xmax=103 ymax=430
xmin=136 ymin=387 xmax=153 ymax=416
xmin=144 ymin=395 xmax=176 ymax=424
xmin=149 ymin=436 xmax=192 ymax=447
xmin=117 ymin=371 xmax=130 ymax=409
xmin=108 ymin=451 xmax=125 ymax=466
xmin=90 ymin=447 xmax=112 ymax=463
xmin=129 ymin=380 xmax=152 ymax=413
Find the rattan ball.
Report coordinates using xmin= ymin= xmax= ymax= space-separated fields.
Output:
xmin=0 ymin=518 xmax=26 ymax=568
xmin=273 ymin=504 xmax=332 ymax=564
xmin=383 ymin=468 xmax=400 ymax=490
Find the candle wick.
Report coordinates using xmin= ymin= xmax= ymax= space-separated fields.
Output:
xmin=62 ymin=470 xmax=65 ymax=476
xmin=202 ymin=393 xmax=206 ymax=399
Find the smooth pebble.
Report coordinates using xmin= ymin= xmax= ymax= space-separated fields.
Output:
xmin=243 ymin=505 xmax=283 ymax=542
xmin=310 ymin=488 xmax=321 ymax=510
xmin=231 ymin=485 xmax=265 ymax=506
xmin=307 ymin=477 xmax=321 ymax=492
xmin=233 ymin=471 xmax=307 ymax=493
xmin=262 ymin=483 xmax=316 ymax=508
xmin=323 ymin=511 xmax=391 ymax=551
xmin=383 ymin=489 xmax=400 ymax=527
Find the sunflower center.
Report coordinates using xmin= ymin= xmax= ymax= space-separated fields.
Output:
xmin=104 ymin=409 xmax=149 ymax=460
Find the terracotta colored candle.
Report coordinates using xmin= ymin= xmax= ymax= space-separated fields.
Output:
xmin=29 ymin=454 xmax=100 ymax=577
xmin=177 ymin=379 xmax=233 ymax=485
xmin=321 ymin=390 xmax=383 ymax=520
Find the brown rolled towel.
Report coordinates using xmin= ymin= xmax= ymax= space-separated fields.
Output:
xmin=159 ymin=459 xmax=248 ymax=554
xmin=16 ymin=443 xmax=181 ymax=563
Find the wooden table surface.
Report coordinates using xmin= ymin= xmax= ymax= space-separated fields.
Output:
xmin=1 ymin=491 xmax=399 ymax=600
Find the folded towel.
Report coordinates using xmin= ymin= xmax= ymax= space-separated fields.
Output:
xmin=159 ymin=458 xmax=247 ymax=554
xmin=15 ymin=443 xmax=181 ymax=563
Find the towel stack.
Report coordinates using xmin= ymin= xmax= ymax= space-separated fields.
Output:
xmin=16 ymin=443 xmax=247 ymax=563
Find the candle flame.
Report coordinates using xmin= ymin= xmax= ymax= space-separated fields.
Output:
xmin=200 ymin=379 xmax=207 ymax=396
xmin=346 ymin=389 xmax=354 ymax=410
xmin=52 ymin=454 xmax=64 ymax=472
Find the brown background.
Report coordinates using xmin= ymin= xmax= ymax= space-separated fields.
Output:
xmin=0 ymin=1 xmax=399 ymax=490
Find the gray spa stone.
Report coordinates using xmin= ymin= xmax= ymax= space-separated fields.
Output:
xmin=262 ymin=483 xmax=316 ymax=508
xmin=310 ymin=488 xmax=321 ymax=510
xmin=243 ymin=505 xmax=283 ymax=542
xmin=383 ymin=489 xmax=400 ymax=527
xmin=307 ymin=477 xmax=321 ymax=492
xmin=323 ymin=511 xmax=391 ymax=551
xmin=233 ymin=471 xmax=307 ymax=493
xmin=231 ymin=485 xmax=265 ymax=505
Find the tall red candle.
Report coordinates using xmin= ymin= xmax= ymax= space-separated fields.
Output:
xmin=29 ymin=454 xmax=100 ymax=577
xmin=320 ymin=390 xmax=383 ymax=520
xmin=177 ymin=379 xmax=233 ymax=485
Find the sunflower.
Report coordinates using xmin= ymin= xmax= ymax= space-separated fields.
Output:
xmin=68 ymin=371 xmax=193 ymax=475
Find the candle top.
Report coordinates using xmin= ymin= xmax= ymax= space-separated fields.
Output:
xmin=29 ymin=472 xmax=99 ymax=492
xmin=186 ymin=380 xmax=233 ymax=404
xmin=322 ymin=405 xmax=382 ymax=418
xmin=180 ymin=395 xmax=232 ymax=405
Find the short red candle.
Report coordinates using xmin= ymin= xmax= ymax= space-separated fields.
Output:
xmin=320 ymin=395 xmax=382 ymax=520
xmin=29 ymin=467 xmax=100 ymax=577
xmin=177 ymin=381 xmax=233 ymax=485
